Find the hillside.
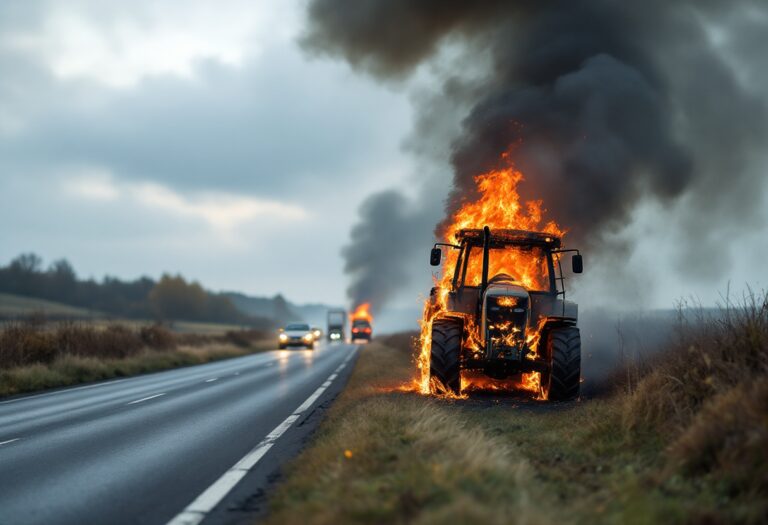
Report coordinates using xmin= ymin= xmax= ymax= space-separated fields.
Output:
xmin=0 ymin=293 xmax=103 ymax=319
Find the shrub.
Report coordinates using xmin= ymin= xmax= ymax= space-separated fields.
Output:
xmin=139 ymin=324 xmax=177 ymax=350
xmin=225 ymin=329 xmax=267 ymax=348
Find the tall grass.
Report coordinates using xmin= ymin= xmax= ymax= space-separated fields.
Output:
xmin=266 ymin=293 xmax=768 ymax=524
xmin=0 ymin=318 xmax=271 ymax=397
xmin=619 ymin=290 xmax=768 ymax=510
xmin=623 ymin=290 xmax=768 ymax=433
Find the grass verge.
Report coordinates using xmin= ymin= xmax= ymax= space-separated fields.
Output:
xmin=266 ymin=295 xmax=768 ymax=525
xmin=0 ymin=320 xmax=273 ymax=398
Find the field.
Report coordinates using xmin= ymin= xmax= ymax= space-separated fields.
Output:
xmin=0 ymin=293 xmax=251 ymax=335
xmin=265 ymin=297 xmax=768 ymax=524
xmin=0 ymin=292 xmax=100 ymax=319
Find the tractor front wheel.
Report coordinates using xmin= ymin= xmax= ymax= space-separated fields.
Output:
xmin=541 ymin=327 xmax=581 ymax=401
xmin=429 ymin=317 xmax=463 ymax=395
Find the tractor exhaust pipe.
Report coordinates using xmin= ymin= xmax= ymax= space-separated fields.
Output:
xmin=480 ymin=225 xmax=491 ymax=295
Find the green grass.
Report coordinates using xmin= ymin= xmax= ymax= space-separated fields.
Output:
xmin=265 ymin=318 xmax=767 ymax=525
xmin=0 ymin=292 xmax=254 ymax=334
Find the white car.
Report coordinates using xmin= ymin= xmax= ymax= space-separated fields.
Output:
xmin=278 ymin=323 xmax=315 ymax=349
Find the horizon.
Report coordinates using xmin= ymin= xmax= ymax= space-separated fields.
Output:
xmin=1 ymin=0 xmax=766 ymax=317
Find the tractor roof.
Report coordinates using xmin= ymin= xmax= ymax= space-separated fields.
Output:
xmin=456 ymin=228 xmax=561 ymax=249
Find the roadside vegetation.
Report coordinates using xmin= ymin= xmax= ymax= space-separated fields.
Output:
xmin=0 ymin=318 xmax=273 ymax=398
xmin=266 ymin=293 xmax=768 ymax=524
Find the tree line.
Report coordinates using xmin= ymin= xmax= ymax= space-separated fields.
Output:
xmin=0 ymin=253 xmax=275 ymax=327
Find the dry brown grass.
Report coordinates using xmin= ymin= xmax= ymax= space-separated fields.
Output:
xmin=623 ymin=292 xmax=768 ymax=438
xmin=668 ymin=376 xmax=768 ymax=496
xmin=0 ymin=319 xmax=272 ymax=397
xmin=266 ymin=336 xmax=554 ymax=525
xmin=266 ymin=292 xmax=768 ymax=525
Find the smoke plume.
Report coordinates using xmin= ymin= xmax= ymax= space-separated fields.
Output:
xmin=341 ymin=190 xmax=433 ymax=314
xmin=305 ymin=0 xmax=768 ymax=311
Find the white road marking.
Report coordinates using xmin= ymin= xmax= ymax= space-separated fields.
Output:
xmin=205 ymin=378 xmax=218 ymax=383
xmin=167 ymin=349 xmax=358 ymax=525
xmin=0 ymin=378 xmax=127 ymax=405
xmin=126 ymin=393 xmax=165 ymax=405
xmin=0 ymin=438 xmax=20 ymax=447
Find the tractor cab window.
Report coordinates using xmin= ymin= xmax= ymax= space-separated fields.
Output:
xmin=461 ymin=244 xmax=553 ymax=292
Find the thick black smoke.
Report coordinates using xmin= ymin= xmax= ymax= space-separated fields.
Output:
xmin=305 ymin=0 xmax=768 ymax=310
xmin=342 ymin=190 xmax=432 ymax=314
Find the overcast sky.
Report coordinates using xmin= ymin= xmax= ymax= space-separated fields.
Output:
xmin=1 ymin=1 xmax=766 ymax=314
xmin=0 ymin=0 xmax=417 ymax=306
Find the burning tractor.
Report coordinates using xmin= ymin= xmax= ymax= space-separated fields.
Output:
xmin=426 ymin=226 xmax=583 ymax=400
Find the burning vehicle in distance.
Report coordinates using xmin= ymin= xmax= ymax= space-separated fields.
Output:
xmin=350 ymin=303 xmax=373 ymax=343
xmin=327 ymin=309 xmax=347 ymax=342
xmin=426 ymin=227 xmax=583 ymax=400
xmin=351 ymin=318 xmax=373 ymax=342
xmin=278 ymin=323 xmax=315 ymax=350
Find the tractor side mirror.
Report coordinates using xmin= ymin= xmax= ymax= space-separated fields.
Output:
xmin=572 ymin=254 xmax=583 ymax=274
xmin=430 ymin=248 xmax=442 ymax=266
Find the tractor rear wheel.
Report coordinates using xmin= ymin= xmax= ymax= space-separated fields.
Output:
xmin=429 ymin=317 xmax=463 ymax=395
xmin=542 ymin=327 xmax=581 ymax=401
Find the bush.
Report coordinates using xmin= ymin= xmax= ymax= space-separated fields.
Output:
xmin=139 ymin=324 xmax=177 ymax=350
xmin=0 ymin=321 xmax=57 ymax=366
xmin=225 ymin=329 xmax=268 ymax=348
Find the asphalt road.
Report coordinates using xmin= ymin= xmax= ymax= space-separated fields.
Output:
xmin=0 ymin=341 xmax=358 ymax=525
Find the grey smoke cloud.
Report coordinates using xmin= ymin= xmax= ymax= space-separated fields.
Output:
xmin=306 ymin=0 xmax=768 ymax=311
xmin=342 ymin=190 xmax=433 ymax=314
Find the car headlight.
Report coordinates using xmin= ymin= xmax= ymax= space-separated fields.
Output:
xmin=303 ymin=333 xmax=313 ymax=341
xmin=279 ymin=334 xmax=288 ymax=341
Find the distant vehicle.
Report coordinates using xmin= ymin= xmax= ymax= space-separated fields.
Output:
xmin=327 ymin=309 xmax=347 ymax=342
xmin=311 ymin=327 xmax=322 ymax=341
xmin=279 ymin=323 xmax=315 ymax=349
xmin=351 ymin=318 xmax=372 ymax=342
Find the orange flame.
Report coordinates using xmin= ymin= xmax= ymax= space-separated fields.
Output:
xmin=416 ymin=165 xmax=564 ymax=397
xmin=351 ymin=302 xmax=373 ymax=323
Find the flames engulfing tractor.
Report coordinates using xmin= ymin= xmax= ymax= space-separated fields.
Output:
xmin=427 ymin=227 xmax=583 ymax=400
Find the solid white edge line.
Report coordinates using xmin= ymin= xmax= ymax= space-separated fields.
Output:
xmin=166 ymin=348 xmax=357 ymax=525
xmin=0 ymin=438 xmax=20 ymax=446
xmin=127 ymin=393 xmax=165 ymax=405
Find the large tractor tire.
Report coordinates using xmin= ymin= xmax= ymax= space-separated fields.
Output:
xmin=542 ymin=326 xmax=581 ymax=401
xmin=429 ymin=317 xmax=463 ymax=395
